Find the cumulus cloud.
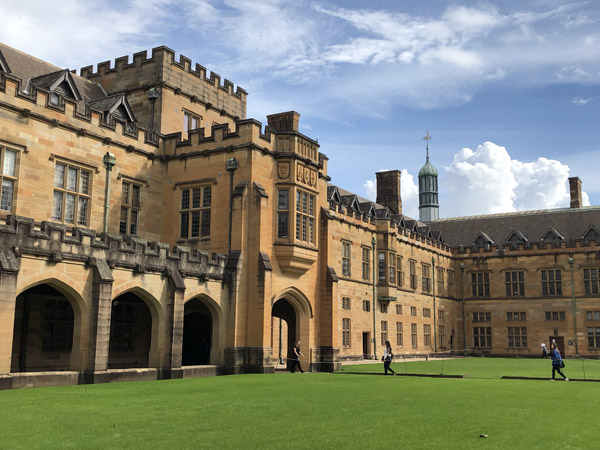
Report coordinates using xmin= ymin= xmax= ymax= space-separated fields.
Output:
xmin=363 ymin=170 xmax=419 ymax=219
xmin=442 ymin=141 xmax=589 ymax=217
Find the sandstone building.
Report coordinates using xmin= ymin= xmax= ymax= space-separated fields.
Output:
xmin=0 ymin=43 xmax=597 ymax=389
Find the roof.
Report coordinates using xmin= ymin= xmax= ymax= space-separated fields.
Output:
xmin=419 ymin=158 xmax=438 ymax=177
xmin=428 ymin=206 xmax=600 ymax=247
xmin=0 ymin=42 xmax=106 ymax=110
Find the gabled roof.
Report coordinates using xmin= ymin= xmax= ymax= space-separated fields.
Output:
xmin=327 ymin=185 xmax=341 ymax=203
xmin=473 ymin=231 xmax=493 ymax=247
xmin=358 ymin=201 xmax=376 ymax=217
xmin=340 ymin=194 xmax=360 ymax=212
xmin=88 ymin=94 xmax=136 ymax=123
xmin=0 ymin=49 xmax=10 ymax=73
xmin=541 ymin=227 xmax=564 ymax=243
xmin=429 ymin=206 xmax=600 ymax=248
xmin=583 ymin=225 xmax=600 ymax=242
xmin=29 ymin=69 xmax=81 ymax=101
xmin=505 ymin=230 xmax=527 ymax=248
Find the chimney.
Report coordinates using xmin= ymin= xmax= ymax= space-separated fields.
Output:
xmin=376 ymin=170 xmax=402 ymax=215
xmin=266 ymin=111 xmax=300 ymax=132
xmin=569 ymin=177 xmax=582 ymax=208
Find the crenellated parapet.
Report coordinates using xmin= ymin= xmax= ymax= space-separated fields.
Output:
xmin=80 ymin=46 xmax=247 ymax=100
xmin=0 ymin=215 xmax=226 ymax=281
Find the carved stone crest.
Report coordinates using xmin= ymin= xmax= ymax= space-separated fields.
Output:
xmin=310 ymin=170 xmax=317 ymax=187
xmin=297 ymin=165 xmax=304 ymax=182
xmin=304 ymin=167 xmax=310 ymax=185
xmin=278 ymin=163 xmax=290 ymax=180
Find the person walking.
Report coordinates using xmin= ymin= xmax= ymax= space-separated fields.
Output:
xmin=382 ymin=340 xmax=396 ymax=375
xmin=290 ymin=340 xmax=305 ymax=373
xmin=550 ymin=343 xmax=568 ymax=381
xmin=541 ymin=342 xmax=548 ymax=358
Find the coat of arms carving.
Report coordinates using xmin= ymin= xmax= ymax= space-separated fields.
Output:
xmin=278 ymin=163 xmax=290 ymax=179
xmin=297 ymin=165 xmax=304 ymax=182
xmin=310 ymin=170 xmax=317 ymax=187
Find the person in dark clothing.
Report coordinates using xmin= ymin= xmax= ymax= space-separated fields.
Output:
xmin=382 ymin=340 xmax=396 ymax=375
xmin=290 ymin=340 xmax=305 ymax=373
xmin=550 ymin=343 xmax=568 ymax=381
xmin=541 ymin=342 xmax=548 ymax=358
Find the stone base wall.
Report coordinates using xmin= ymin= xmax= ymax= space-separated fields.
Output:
xmin=311 ymin=346 xmax=341 ymax=372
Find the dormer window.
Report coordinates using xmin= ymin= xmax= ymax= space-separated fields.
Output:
xmin=49 ymin=92 xmax=60 ymax=106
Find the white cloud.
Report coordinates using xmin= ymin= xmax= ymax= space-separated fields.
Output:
xmin=442 ymin=141 xmax=588 ymax=217
xmin=572 ymin=96 xmax=598 ymax=105
xmin=363 ymin=169 xmax=419 ymax=219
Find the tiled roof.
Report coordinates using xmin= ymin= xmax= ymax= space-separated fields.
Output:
xmin=0 ymin=42 xmax=106 ymax=109
xmin=428 ymin=206 xmax=600 ymax=247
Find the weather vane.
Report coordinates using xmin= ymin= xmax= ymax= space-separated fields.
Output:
xmin=423 ymin=131 xmax=432 ymax=159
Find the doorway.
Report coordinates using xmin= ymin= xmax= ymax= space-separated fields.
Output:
xmin=550 ymin=336 xmax=565 ymax=356
xmin=362 ymin=332 xmax=371 ymax=359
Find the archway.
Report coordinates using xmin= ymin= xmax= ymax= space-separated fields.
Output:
xmin=182 ymin=298 xmax=215 ymax=365
xmin=272 ymin=299 xmax=297 ymax=370
xmin=108 ymin=292 xmax=152 ymax=369
xmin=11 ymin=284 xmax=76 ymax=372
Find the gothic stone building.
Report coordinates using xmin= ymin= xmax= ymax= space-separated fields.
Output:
xmin=0 ymin=43 xmax=597 ymax=389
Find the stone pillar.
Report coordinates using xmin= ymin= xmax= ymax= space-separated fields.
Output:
xmin=82 ymin=258 xmax=114 ymax=384
xmin=164 ymin=268 xmax=186 ymax=379
xmin=0 ymin=247 xmax=20 ymax=381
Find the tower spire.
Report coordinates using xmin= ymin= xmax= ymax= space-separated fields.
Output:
xmin=423 ymin=131 xmax=431 ymax=161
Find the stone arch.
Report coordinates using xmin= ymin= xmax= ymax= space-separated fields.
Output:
xmin=271 ymin=287 xmax=312 ymax=371
xmin=108 ymin=286 xmax=163 ymax=369
xmin=12 ymin=279 xmax=87 ymax=372
xmin=183 ymin=294 xmax=224 ymax=366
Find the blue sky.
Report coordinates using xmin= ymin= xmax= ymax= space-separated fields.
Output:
xmin=1 ymin=0 xmax=599 ymax=219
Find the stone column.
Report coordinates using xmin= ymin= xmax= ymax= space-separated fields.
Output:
xmin=82 ymin=258 xmax=114 ymax=384
xmin=0 ymin=247 xmax=20 ymax=383
xmin=164 ymin=268 xmax=186 ymax=379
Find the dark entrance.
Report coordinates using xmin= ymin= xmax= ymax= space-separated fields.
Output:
xmin=550 ymin=336 xmax=565 ymax=357
xmin=108 ymin=292 xmax=152 ymax=369
xmin=363 ymin=332 xmax=371 ymax=359
xmin=11 ymin=284 xmax=75 ymax=372
xmin=272 ymin=299 xmax=296 ymax=370
xmin=182 ymin=312 xmax=211 ymax=365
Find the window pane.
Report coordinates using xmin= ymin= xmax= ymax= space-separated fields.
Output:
xmin=201 ymin=209 xmax=210 ymax=236
xmin=67 ymin=167 xmax=77 ymax=191
xmin=52 ymin=191 xmax=63 ymax=220
xmin=119 ymin=207 xmax=128 ymax=234
xmin=132 ymin=185 xmax=140 ymax=207
xmin=79 ymin=170 xmax=90 ymax=195
xmin=180 ymin=212 xmax=189 ymax=238
xmin=192 ymin=188 xmax=201 ymax=209
xmin=122 ymin=183 xmax=130 ymax=204
xmin=191 ymin=211 xmax=200 ymax=237
xmin=129 ymin=209 xmax=138 ymax=235
xmin=278 ymin=190 xmax=288 ymax=210
xmin=181 ymin=189 xmax=190 ymax=210
xmin=77 ymin=197 xmax=88 ymax=225
xmin=203 ymin=186 xmax=211 ymax=207
xmin=54 ymin=164 xmax=65 ymax=188
xmin=3 ymin=150 xmax=16 ymax=176
xmin=0 ymin=179 xmax=14 ymax=211
xmin=65 ymin=193 xmax=76 ymax=223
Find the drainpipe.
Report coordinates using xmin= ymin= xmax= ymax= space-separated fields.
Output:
xmin=569 ymin=257 xmax=579 ymax=357
xmin=460 ymin=263 xmax=466 ymax=352
xmin=103 ymin=152 xmax=116 ymax=234
xmin=432 ymin=256 xmax=437 ymax=355
xmin=226 ymin=157 xmax=239 ymax=254
xmin=372 ymin=236 xmax=377 ymax=360
xmin=148 ymin=88 xmax=159 ymax=137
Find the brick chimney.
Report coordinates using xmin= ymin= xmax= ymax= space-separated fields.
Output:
xmin=266 ymin=111 xmax=300 ymax=132
xmin=376 ymin=170 xmax=402 ymax=215
xmin=569 ymin=177 xmax=582 ymax=208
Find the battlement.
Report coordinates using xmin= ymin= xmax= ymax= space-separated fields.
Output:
xmin=79 ymin=46 xmax=247 ymax=100
xmin=455 ymin=237 xmax=599 ymax=258
xmin=0 ymin=215 xmax=227 ymax=280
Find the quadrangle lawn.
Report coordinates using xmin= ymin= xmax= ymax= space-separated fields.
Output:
xmin=0 ymin=358 xmax=598 ymax=450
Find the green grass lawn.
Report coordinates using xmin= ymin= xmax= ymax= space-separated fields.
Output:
xmin=1 ymin=358 xmax=599 ymax=450
xmin=342 ymin=356 xmax=600 ymax=379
